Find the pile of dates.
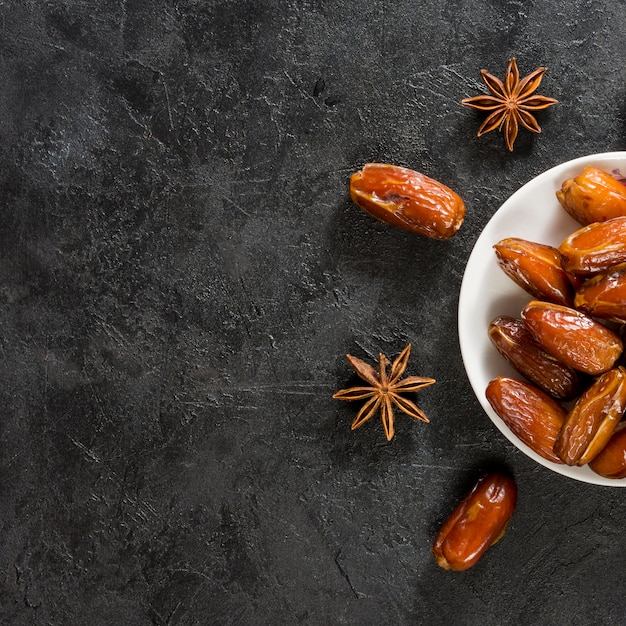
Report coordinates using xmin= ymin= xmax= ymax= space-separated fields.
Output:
xmin=486 ymin=166 xmax=626 ymax=479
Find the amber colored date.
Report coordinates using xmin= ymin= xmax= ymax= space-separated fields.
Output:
xmin=559 ymin=216 xmax=626 ymax=276
xmin=493 ymin=238 xmax=574 ymax=306
xmin=432 ymin=473 xmax=517 ymax=571
xmin=349 ymin=163 xmax=465 ymax=239
xmin=588 ymin=423 xmax=626 ymax=479
xmin=486 ymin=376 xmax=566 ymax=463
xmin=520 ymin=300 xmax=623 ymax=375
xmin=574 ymin=262 xmax=626 ymax=324
xmin=488 ymin=316 xmax=581 ymax=400
xmin=556 ymin=166 xmax=626 ymax=225
xmin=554 ymin=367 xmax=626 ymax=466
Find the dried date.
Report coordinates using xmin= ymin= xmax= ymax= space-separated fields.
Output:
xmin=493 ymin=238 xmax=574 ymax=306
xmin=486 ymin=376 xmax=566 ymax=463
xmin=349 ymin=163 xmax=465 ymax=239
xmin=488 ymin=316 xmax=581 ymax=400
xmin=588 ymin=423 xmax=626 ymax=479
xmin=559 ymin=216 xmax=626 ymax=276
xmin=520 ymin=300 xmax=623 ymax=375
xmin=574 ymin=262 xmax=626 ymax=324
xmin=554 ymin=367 xmax=626 ymax=466
xmin=556 ymin=166 xmax=626 ymax=225
xmin=432 ymin=473 xmax=517 ymax=571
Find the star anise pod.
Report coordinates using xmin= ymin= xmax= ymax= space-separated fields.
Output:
xmin=333 ymin=344 xmax=435 ymax=441
xmin=461 ymin=57 xmax=558 ymax=152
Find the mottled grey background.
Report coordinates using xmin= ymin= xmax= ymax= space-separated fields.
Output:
xmin=1 ymin=1 xmax=625 ymax=624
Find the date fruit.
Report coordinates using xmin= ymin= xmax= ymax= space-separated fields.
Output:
xmin=574 ymin=262 xmax=626 ymax=324
xmin=488 ymin=316 xmax=581 ymax=400
xmin=556 ymin=166 xmax=626 ymax=225
xmin=588 ymin=423 xmax=626 ymax=479
xmin=432 ymin=473 xmax=517 ymax=571
xmin=349 ymin=163 xmax=465 ymax=239
xmin=520 ymin=300 xmax=623 ymax=375
xmin=559 ymin=216 xmax=626 ymax=276
xmin=554 ymin=367 xmax=626 ymax=466
xmin=493 ymin=238 xmax=574 ymax=306
xmin=485 ymin=376 xmax=566 ymax=463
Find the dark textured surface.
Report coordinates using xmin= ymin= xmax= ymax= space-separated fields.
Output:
xmin=1 ymin=1 xmax=625 ymax=624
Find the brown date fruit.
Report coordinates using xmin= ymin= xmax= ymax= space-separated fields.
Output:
xmin=520 ymin=300 xmax=623 ymax=375
xmin=485 ymin=376 xmax=566 ymax=464
xmin=554 ymin=367 xmax=626 ymax=466
xmin=349 ymin=163 xmax=465 ymax=239
xmin=488 ymin=316 xmax=582 ymax=400
xmin=574 ymin=262 xmax=626 ymax=324
xmin=556 ymin=166 xmax=626 ymax=225
xmin=432 ymin=473 xmax=517 ymax=571
xmin=559 ymin=216 xmax=626 ymax=276
xmin=588 ymin=423 xmax=626 ymax=479
xmin=493 ymin=238 xmax=574 ymax=306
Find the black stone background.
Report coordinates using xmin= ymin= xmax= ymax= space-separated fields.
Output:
xmin=1 ymin=1 xmax=625 ymax=624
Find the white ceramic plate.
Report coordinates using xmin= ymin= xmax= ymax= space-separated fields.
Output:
xmin=459 ymin=152 xmax=626 ymax=486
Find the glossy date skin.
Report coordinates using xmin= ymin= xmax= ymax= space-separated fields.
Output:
xmin=588 ymin=423 xmax=626 ymax=479
xmin=520 ymin=300 xmax=623 ymax=375
xmin=432 ymin=473 xmax=517 ymax=571
xmin=488 ymin=316 xmax=582 ymax=400
xmin=486 ymin=376 xmax=566 ymax=464
xmin=554 ymin=367 xmax=626 ymax=466
xmin=574 ymin=262 xmax=626 ymax=324
xmin=556 ymin=166 xmax=626 ymax=225
xmin=349 ymin=163 xmax=466 ymax=239
xmin=493 ymin=238 xmax=575 ymax=306
xmin=559 ymin=216 xmax=626 ymax=276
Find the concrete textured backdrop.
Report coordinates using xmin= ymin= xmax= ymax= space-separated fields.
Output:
xmin=1 ymin=1 xmax=625 ymax=624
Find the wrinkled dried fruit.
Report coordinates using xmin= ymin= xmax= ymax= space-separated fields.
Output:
xmin=559 ymin=217 xmax=626 ymax=276
xmin=588 ymin=423 xmax=626 ymax=479
xmin=554 ymin=367 xmax=626 ymax=466
xmin=485 ymin=376 xmax=566 ymax=463
xmin=574 ymin=262 xmax=626 ymax=324
xmin=556 ymin=166 xmax=626 ymax=225
xmin=349 ymin=163 xmax=465 ymax=239
xmin=520 ymin=300 xmax=623 ymax=375
xmin=493 ymin=238 xmax=574 ymax=305
xmin=432 ymin=473 xmax=517 ymax=571
xmin=488 ymin=316 xmax=582 ymax=400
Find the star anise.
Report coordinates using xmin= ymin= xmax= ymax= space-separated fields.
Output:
xmin=461 ymin=57 xmax=558 ymax=152
xmin=333 ymin=344 xmax=435 ymax=441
